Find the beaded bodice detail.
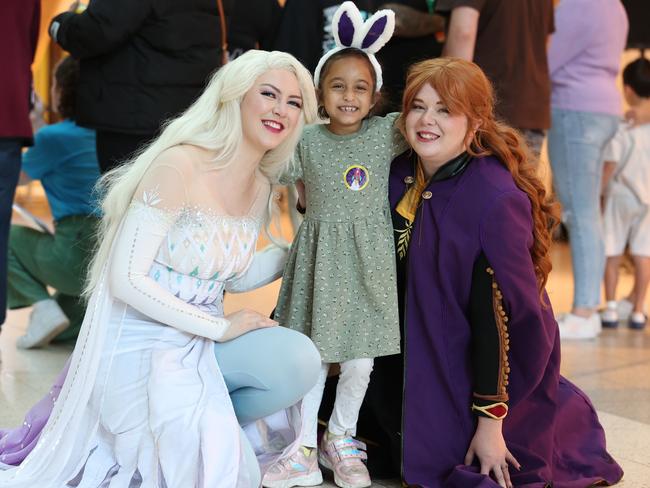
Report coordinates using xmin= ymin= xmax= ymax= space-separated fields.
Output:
xmin=130 ymin=199 xmax=262 ymax=315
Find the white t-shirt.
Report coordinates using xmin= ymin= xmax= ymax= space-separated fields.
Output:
xmin=603 ymin=121 xmax=650 ymax=204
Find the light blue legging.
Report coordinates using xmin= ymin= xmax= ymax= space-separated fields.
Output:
xmin=214 ymin=326 xmax=321 ymax=486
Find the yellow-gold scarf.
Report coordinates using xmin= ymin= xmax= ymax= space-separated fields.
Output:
xmin=396 ymin=160 xmax=428 ymax=223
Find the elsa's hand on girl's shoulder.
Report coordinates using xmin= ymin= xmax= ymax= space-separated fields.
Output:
xmin=218 ymin=309 xmax=278 ymax=342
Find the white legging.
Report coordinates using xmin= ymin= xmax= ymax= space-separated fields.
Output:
xmin=301 ymin=358 xmax=374 ymax=447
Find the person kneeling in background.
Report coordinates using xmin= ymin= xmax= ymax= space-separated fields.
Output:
xmin=8 ymin=56 xmax=100 ymax=348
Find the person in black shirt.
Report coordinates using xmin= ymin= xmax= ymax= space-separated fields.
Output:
xmin=49 ymin=0 xmax=224 ymax=174
xmin=274 ymin=0 xmax=445 ymax=113
xmin=227 ymin=0 xmax=283 ymax=60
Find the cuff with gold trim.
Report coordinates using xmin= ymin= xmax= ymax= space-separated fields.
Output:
xmin=471 ymin=401 xmax=509 ymax=420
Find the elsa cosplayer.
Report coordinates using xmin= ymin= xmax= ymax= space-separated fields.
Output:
xmin=0 ymin=50 xmax=321 ymax=487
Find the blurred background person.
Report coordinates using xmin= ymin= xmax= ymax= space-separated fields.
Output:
xmin=48 ymin=0 xmax=225 ymax=173
xmin=227 ymin=0 xmax=283 ymax=60
xmin=601 ymin=53 xmax=650 ymax=331
xmin=0 ymin=0 xmax=41 ymax=336
xmin=436 ymin=0 xmax=554 ymax=159
xmin=547 ymin=0 xmax=628 ymax=339
xmin=8 ymin=56 xmax=100 ymax=349
xmin=274 ymin=0 xmax=445 ymax=114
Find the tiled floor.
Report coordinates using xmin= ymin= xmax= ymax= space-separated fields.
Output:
xmin=1 ymin=225 xmax=649 ymax=486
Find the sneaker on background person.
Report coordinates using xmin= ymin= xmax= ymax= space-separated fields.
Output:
xmin=558 ymin=312 xmax=602 ymax=340
xmin=629 ymin=312 xmax=647 ymax=330
xmin=602 ymin=299 xmax=647 ymax=330
xmin=16 ymin=299 xmax=70 ymax=349
xmin=617 ymin=298 xmax=634 ymax=321
xmin=602 ymin=301 xmax=620 ymax=328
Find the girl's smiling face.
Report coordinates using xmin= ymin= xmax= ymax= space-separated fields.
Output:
xmin=404 ymin=83 xmax=469 ymax=175
xmin=319 ymin=55 xmax=376 ymax=135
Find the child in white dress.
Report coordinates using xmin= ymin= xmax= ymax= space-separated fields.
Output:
xmin=602 ymin=53 xmax=650 ymax=330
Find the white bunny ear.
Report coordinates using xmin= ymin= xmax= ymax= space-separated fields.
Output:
xmin=358 ymin=9 xmax=395 ymax=54
xmin=315 ymin=2 xmax=395 ymax=91
xmin=331 ymin=1 xmax=365 ymax=48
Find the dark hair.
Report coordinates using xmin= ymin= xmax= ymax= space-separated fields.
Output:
xmin=623 ymin=50 xmax=650 ymax=98
xmin=54 ymin=56 xmax=80 ymax=119
xmin=317 ymin=47 xmax=378 ymax=120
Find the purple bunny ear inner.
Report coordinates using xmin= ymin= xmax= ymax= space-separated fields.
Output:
xmin=338 ymin=11 xmax=355 ymax=47
xmin=361 ymin=15 xmax=387 ymax=49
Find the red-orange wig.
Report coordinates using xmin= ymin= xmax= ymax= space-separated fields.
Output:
xmin=397 ymin=57 xmax=559 ymax=296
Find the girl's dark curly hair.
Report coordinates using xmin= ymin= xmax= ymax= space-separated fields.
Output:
xmin=316 ymin=47 xmax=379 ymax=120
xmin=54 ymin=56 xmax=80 ymax=120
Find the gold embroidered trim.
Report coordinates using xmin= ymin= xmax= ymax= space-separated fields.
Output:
xmin=486 ymin=267 xmax=510 ymax=401
xmin=471 ymin=402 xmax=509 ymax=420
xmin=395 ymin=221 xmax=413 ymax=260
xmin=473 ymin=392 xmax=509 ymax=402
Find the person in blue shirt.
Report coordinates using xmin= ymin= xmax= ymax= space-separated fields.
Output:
xmin=8 ymin=56 xmax=100 ymax=348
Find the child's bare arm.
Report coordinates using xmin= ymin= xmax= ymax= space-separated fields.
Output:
xmin=601 ymin=160 xmax=617 ymax=195
xmin=296 ymin=179 xmax=306 ymax=211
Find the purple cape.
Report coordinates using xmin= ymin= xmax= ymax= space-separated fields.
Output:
xmin=389 ymin=153 xmax=623 ymax=487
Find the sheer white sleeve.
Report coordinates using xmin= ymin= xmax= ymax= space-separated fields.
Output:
xmin=109 ymin=162 xmax=231 ymax=341
xmin=225 ymin=245 xmax=288 ymax=293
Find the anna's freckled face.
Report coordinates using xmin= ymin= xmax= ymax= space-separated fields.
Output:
xmin=404 ymin=84 xmax=469 ymax=168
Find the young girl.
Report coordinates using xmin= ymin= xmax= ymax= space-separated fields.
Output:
xmin=264 ymin=4 xmax=406 ymax=488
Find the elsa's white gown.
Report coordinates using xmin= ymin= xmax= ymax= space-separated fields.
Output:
xmin=0 ymin=162 xmax=304 ymax=487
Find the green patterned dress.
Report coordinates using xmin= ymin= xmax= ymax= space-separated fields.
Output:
xmin=276 ymin=114 xmax=407 ymax=362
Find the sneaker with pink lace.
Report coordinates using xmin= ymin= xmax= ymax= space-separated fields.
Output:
xmin=263 ymin=447 xmax=323 ymax=488
xmin=318 ymin=432 xmax=371 ymax=488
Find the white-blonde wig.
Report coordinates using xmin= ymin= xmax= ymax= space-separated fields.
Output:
xmin=84 ymin=50 xmax=318 ymax=296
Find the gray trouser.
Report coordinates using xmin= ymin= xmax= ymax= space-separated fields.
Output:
xmin=0 ymin=139 xmax=22 ymax=326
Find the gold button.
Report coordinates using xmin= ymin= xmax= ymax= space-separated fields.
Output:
xmin=422 ymin=191 xmax=432 ymax=199
xmin=404 ymin=176 xmax=415 ymax=184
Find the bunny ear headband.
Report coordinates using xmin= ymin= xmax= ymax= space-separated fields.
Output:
xmin=313 ymin=1 xmax=395 ymax=91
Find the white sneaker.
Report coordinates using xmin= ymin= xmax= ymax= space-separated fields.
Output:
xmin=601 ymin=301 xmax=619 ymax=328
xmin=17 ymin=299 xmax=70 ymax=349
xmin=617 ymin=299 xmax=634 ymax=322
xmin=629 ymin=312 xmax=647 ymax=330
xmin=557 ymin=312 xmax=602 ymax=340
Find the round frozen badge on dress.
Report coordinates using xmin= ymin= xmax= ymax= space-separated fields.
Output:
xmin=343 ymin=165 xmax=369 ymax=191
